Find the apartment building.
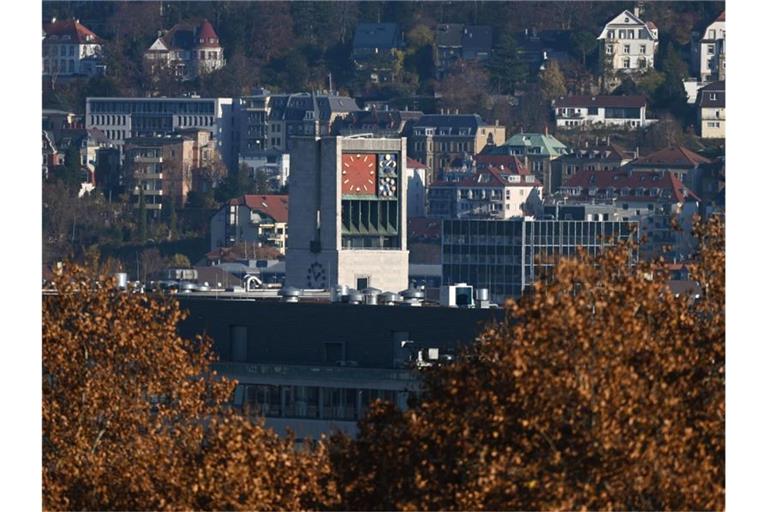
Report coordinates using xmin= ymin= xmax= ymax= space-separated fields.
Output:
xmin=696 ymin=81 xmax=725 ymax=139
xmin=428 ymin=160 xmax=542 ymax=220
xmin=210 ymin=194 xmax=289 ymax=254
xmin=407 ymin=114 xmax=505 ymax=184
xmin=691 ymin=11 xmax=725 ymax=82
xmin=125 ymin=130 xmax=219 ymax=212
xmin=481 ymin=131 xmax=569 ymax=196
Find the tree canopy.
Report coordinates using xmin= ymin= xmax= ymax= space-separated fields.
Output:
xmin=43 ymin=266 xmax=339 ymax=510
xmin=330 ymin=218 xmax=725 ymax=510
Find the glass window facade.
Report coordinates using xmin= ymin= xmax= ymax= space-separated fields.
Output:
xmin=442 ymin=219 xmax=638 ymax=302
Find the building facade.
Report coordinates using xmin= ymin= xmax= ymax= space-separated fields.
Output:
xmin=442 ymin=218 xmax=638 ymax=302
xmin=553 ymin=95 xmax=653 ymax=129
xmin=233 ymin=90 xmax=360 ymax=158
xmin=696 ymin=81 xmax=725 ymax=139
xmin=352 ymin=23 xmax=403 ymax=83
xmin=286 ymin=136 xmax=409 ymax=292
xmin=42 ymin=18 xmax=105 ymax=78
xmin=550 ymin=140 xmax=637 ymax=193
xmin=434 ymin=24 xmax=493 ymax=78
xmin=557 ymin=168 xmax=701 ymax=259
xmin=407 ymin=114 xmax=506 ymax=184
xmin=597 ymin=9 xmax=658 ymax=90
xmin=125 ymin=130 xmax=219 ymax=212
xmin=691 ymin=11 xmax=725 ymax=82
xmin=176 ymin=296 xmax=503 ymax=439
xmin=144 ymin=20 xmax=225 ymax=81
xmin=210 ymin=194 xmax=289 ymax=253
xmin=85 ymin=97 xmax=234 ymax=169
xmin=481 ymin=131 xmax=569 ymax=196
xmin=428 ymin=163 xmax=542 ymax=220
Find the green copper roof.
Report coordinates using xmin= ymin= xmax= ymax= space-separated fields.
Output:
xmin=502 ymin=132 xmax=570 ymax=157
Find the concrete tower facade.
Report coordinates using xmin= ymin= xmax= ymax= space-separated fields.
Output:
xmin=286 ymin=136 xmax=409 ymax=292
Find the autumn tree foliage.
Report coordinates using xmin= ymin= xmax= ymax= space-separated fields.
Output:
xmin=331 ymin=218 xmax=724 ymax=511
xmin=43 ymin=266 xmax=338 ymax=511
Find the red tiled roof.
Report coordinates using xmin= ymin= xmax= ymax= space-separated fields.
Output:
xmin=632 ymin=146 xmax=711 ymax=168
xmin=43 ymin=19 xmax=102 ymax=44
xmin=196 ymin=19 xmax=220 ymax=48
xmin=406 ymin=157 xmax=427 ymax=169
xmin=564 ymin=169 xmax=700 ymax=203
xmin=229 ymin=195 xmax=289 ymax=223
xmin=475 ymin=154 xmax=530 ymax=174
xmin=554 ymin=95 xmax=647 ymax=109
xmin=407 ymin=217 xmax=441 ymax=240
xmin=646 ymin=21 xmax=658 ymax=30
xmin=432 ymin=166 xmax=540 ymax=188
xmin=716 ymin=11 xmax=725 ymax=22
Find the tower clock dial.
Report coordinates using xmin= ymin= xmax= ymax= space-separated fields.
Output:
xmin=306 ymin=261 xmax=327 ymax=289
xmin=341 ymin=153 xmax=376 ymax=195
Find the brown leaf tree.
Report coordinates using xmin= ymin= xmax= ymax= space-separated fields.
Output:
xmin=43 ymin=265 xmax=338 ymax=510
xmin=331 ymin=218 xmax=724 ymax=511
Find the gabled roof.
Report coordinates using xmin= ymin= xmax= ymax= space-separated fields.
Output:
xmin=597 ymin=10 xmax=658 ymax=41
xmin=462 ymin=25 xmax=493 ymax=52
xmin=150 ymin=20 xmax=222 ymax=52
xmin=716 ymin=11 xmax=725 ymax=22
xmin=558 ymin=142 xmax=634 ymax=162
xmin=407 ymin=217 xmax=441 ymax=240
xmin=353 ymin=23 xmax=401 ymax=50
xmin=554 ymin=95 xmax=647 ymax=109
xmin=564 ymin=169 xmax=700 ymax=203
xmin=632 ymin=146 xmax=712 ymax=168
xmin=431 ymin=165 xmax=540 ymax=189
xmin=43 ymin=19 xmax=102 ymax=44
xmin=435 ymin=24 xmax=464 ymax=47
xmin=475 ymin=154 xmax=530 ymax=174
xmin=229 ymin=195 xmax=289 ymax=223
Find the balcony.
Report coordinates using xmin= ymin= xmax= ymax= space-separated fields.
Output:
xmin=133 ymin=155 xmax=163 ymax=164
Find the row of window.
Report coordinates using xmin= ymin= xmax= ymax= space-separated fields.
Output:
xmin=88 ymin=101 xmax=216 ymax=114
xmin=233 ymin=384 xmax=409 ymax=421
xmin=44 ymin=59 xmax=76 ymax=73
xmin=606 ymin=28 xmax=647 ymax=40
xmin=43 ymin=45 xmax=79 ymax=56
xmin=607 ymin=44 xmax=648 ymax=56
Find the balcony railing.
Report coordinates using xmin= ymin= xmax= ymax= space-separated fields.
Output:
xmin=134 ymin=155 xmax=163 ymax=164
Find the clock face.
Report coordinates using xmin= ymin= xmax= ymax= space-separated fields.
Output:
xmin=306 ymin=262 xmax=327 ymax=289
xmin=342 ymin=153 xmax=376 ymax=195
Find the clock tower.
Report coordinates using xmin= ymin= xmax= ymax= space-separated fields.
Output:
xmin=286 ymin=136 xmax=409 ymax=292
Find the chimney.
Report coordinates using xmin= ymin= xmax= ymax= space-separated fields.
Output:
xmin=544 ymin=125 xmax=549 ymax=136
xmin=495 ymin=119 xmax=499 ymax=126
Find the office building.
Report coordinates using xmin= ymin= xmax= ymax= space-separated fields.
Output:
xmin=442 ymin=217 xmax=638 ymax=302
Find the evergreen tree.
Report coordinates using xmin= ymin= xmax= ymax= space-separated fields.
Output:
xmin=488 ymin=32 xmax=528 ymax=95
